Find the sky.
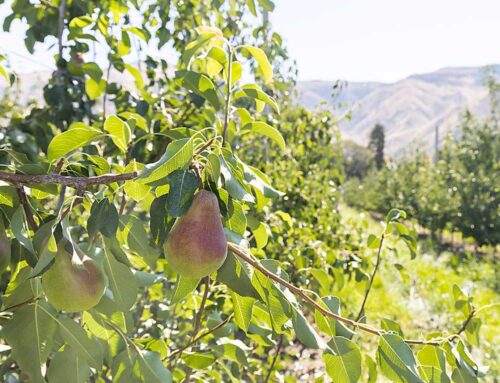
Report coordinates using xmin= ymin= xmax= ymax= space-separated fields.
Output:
xmin=1 ymin=0 xmax=500 ymax=82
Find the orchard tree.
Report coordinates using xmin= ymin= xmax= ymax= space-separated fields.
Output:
xmin=368 ymin=123 xmax=385 ymax=170
xmin=0 ymin=1 xmax=493 ymax=382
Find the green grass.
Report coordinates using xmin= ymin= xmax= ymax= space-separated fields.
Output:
xmin=338 ymin=204 xmax=500 ymax=381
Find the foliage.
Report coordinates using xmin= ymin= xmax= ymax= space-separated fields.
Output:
xmin=0 ymin=1 xmax=496 ymax=382
xmin=368 ymin=123 xmax=385 ymax=170
xmin=345 ymin=99 xmax=499 ymax=247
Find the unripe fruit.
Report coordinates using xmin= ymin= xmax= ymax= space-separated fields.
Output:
xmin=164 ymin=190 xmax=227 ymax=279
xmin=42 ymin=241 xmax=105 ymax=312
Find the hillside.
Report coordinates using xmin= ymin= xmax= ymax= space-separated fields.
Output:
xmin=297 ymin=65 xmax=498 ymax=155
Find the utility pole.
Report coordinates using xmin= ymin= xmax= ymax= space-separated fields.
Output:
xmin=434 ymin=124 xmax=439 ymax=165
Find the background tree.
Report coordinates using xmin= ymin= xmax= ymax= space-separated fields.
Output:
xmin=368 ymin=123 xmax=385 ymax=170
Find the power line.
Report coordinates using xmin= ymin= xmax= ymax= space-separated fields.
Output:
xmin=3 ymin=49 xmax=54 ymax=70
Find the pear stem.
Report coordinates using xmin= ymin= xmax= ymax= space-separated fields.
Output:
xmin=228 ymin=242 xmax=446 ymax=346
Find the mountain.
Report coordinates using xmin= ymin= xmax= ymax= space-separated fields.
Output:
xmin=2 ymin=65 xmax=497 ymax=156
xmin=297 ymin=65 xmax=498 ymax=155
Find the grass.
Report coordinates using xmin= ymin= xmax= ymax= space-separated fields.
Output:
xmin=337 ymin=204 xmax=500 ymax=382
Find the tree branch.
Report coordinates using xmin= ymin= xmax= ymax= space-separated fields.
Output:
xmin=356 ymin=234 xmax=385 ymax=321
xmin=0 ymin=171 xmax=137 ymax=187
xmin=264 ymin=334 xmax=283 ymax=383
xmin=228 ymin=243 xmax=442 ymax=346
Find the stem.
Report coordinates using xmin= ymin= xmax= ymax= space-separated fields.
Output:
xmin=102 ymin=61 xmax=112 ymax=119
xmin=456 ymin=309 xmax=475 ymax=336
xmin=356 ymin=234 xmax=385 ymax=321
xmin=228 ymin=243 xmax=441 ymax=346
xmin=15 ymin=186 xmax=38 ymax=231
xmin=3 ymin=297 xmax=39 ymax=312
xmin=184 ymin=276 xmax=211 ymax=383
xmin=165 ymin=314 xmax=233 ymax=361
xmin=57 ymin=0 xmax=66 ymax=61
xmin=0 ymin=171 xmax=137 ymax=187
xmin=102 ymin=317 xmax=141 ymax=355
xmin=264 ymin=335 xmax=283 ymax=383
xmin=222 ymin=48 xmax=233 ymax=145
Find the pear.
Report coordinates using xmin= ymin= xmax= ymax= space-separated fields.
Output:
xmin=164 ymin=190 xmax=227 ymax=279
xmin=42 ymin=240 xmax=105 ymax=312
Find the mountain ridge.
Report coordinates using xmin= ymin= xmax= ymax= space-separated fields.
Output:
xmin=297 ymin=65 xmax=498 ymax=155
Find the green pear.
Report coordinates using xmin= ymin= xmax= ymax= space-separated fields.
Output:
xmin=164 ymin=190 xmax=227 ymax=279
xmin=42 ymin=240 xmax=105 ymax=312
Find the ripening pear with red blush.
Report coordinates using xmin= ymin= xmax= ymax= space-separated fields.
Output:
xmin=164 ymin=190 xmax=227 ymax=279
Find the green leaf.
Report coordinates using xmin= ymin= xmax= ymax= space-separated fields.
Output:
xmin=11 ymin=206 xmax=35 ymax=254
xmin=47 ymin=123 xmax=102 ymax=161
xmin=0 ymin=185 xmax=17 ymax=207
xmin=176 ymin=70 xmax=221 ymax=110
xmin=103 ymin=246 xmax=138 ymax=311
xmin=220 ymin=153 xmax=255 ymax=203
xmin=377 ymin=333 xmax=424 ymax=383
xmin=216 ymin=252 xmax=258 ymax=298
xmin=183 ymin=352 xmax=216 ymax=369
xmin=170 ymin=276 xmax=200 ymax=304
xmin=417 ymin=346 xmax=451 ymax=383
xmin=323 ymin=336 xmax=362 ymax=383
xmin=81 ymin=62 xmax=103 ymax=82
xmin=291 ymin=306 xmax=325 ymax=349
xmin=231 ymin=291 xmax=255 ymax=332
xmin=46 ymin=346 xmax=92 ymax=383
xmin=367 ymin=234 xmax=381 ymax=249
xmin=104 ymin=115 xmax=131 ymax=153
xmin=39 ymin=307 xmax=103 ymax=369
xmin=138 ymin=351 xmax=173 ymax=383
xmin=2 ymin=302 xmax=57 ymax=383
xmin=381 ymin=318 xmax=404 ymax=336
xmin=315 ymin=296 xmax=355 ymax=339
xmin=85 ymin=78 xmax=106 ymax=100
xmin=87 ymin=198 xmax=119 ymax=239
xmin=165 ymin=169 xmax=200 ymax=217
xmin=234 ymin=84 xmax=279 ymax=114
xmin=239 ymin=45 xmax=273 ymax=83
xmin=124 ymin=63 xmax=145 ymax=89
xmin=137 ymin=138 xmax=193 ymax=184
xmin=242 ymin=121 xmax=285 ymax=151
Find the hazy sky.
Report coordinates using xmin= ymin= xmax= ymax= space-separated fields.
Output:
xmin=1 ymin=0 xmax=499 ymax=82
xmin=272 ymin=0 xmax=500 ymax=82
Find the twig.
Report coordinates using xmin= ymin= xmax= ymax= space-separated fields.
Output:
xmin=59 ymin=185 xmax=85 ymax=221
xmin=102 ymin=61 xmax=112 ymax=119
xmin=184 ymin=276 xmax=211 ymax=383
xmin=154 ymin=103 xmax=195 ymax=162
xmin=222 ymin=48 xmax=233 ymax=145
xmin=2 ymin=297 xmax=40 ymax=312
xmin=0 ymin=171 xmax=137 ymax=187
xmin=356 ymin=234 xmax=385 ymax=321
xmin=15 ymin=186 xmax=38 ymax=231
xmin=102 ymin=317 xmax=142 ymax=355
xmin=194 ymin=138 xmax=215 ymax=157
xmin=264 ymin=334 xmax=283 ymax=383
xmin=228 ymin=243 xmax=441 ymax=346
xmin=165 ymin=314 xmax=233 ymax=361
xmin=456 ymin=309 xmax=475 ymax=336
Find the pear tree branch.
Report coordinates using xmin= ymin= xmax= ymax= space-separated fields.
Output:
xmin=0 ymin=171 xmax=137 ymax=187
xmin=228 ymin=242 xmax=443 ymax=346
